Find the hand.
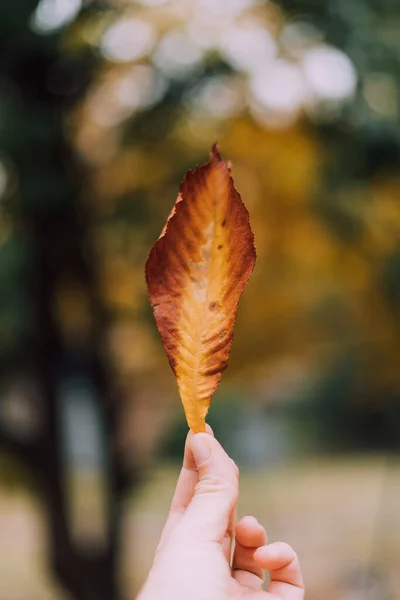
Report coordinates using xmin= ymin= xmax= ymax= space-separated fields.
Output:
xmin=138 ymin=427 xmax=304 ymax=600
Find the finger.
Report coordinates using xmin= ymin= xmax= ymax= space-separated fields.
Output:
xmin=222 ymin=503 xmax=237 ymax=565
xmin=171 ymin=425 xmax=215 ymax=512
xmin=156 ymin=425 xmax=213 ymax=553
xmin=236 ymin=516 xmax=267 ymax=548
xmin=232 ymin=517 xmax=267 ymax=589
xmin=221 ymin=532 xmax=234 ymax=565
xmin=254 ymin=542 xmax=304 ymax=600
xmin=177 ymin=432 xmax=239 ymax=543
xmin=246 ymin=594 xmax=282 ymax=600
xmin=224 ymin=460 xmax=239 ymax=563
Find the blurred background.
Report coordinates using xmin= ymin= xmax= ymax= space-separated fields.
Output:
xmin=0 ymin=0 xmax=400 ymax=598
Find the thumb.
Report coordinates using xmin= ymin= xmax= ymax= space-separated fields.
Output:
xmin=177 ymin=433 xmax=238 ymax=543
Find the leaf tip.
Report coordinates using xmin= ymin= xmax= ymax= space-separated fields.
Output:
xmin=210 ymin=142 xmax=222 ymax=162
xmin=210 ymin=142 xmax=232 ymax=172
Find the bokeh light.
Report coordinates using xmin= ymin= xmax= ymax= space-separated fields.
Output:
xmin=101 ymin=18 xmax=156 ymax=63
xmin=302 ymin=45 xmax=357 ymax=102
xmin=31 ymin=0 xmax=82 ymax=33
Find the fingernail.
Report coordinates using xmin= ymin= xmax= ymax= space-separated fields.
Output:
xmin=205 ymin=423 xmax=214 ymax=436
xmin=191 ymin=434 xmax=211 ymax=466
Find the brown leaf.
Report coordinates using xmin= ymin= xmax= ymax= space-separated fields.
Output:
xmin=145 ymin=144 xmax=256 ymax=432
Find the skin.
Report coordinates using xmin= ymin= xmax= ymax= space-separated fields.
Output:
xmin=138 ymin=426 xmax=304 ymax=600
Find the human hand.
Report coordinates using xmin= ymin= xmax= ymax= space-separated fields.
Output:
xmin=137 ymin=427 xmax=304 ymax=600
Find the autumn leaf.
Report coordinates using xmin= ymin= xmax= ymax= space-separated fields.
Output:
xmin=145 ymin=144 xmax=256 ymax=433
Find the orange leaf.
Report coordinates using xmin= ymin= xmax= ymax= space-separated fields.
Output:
xmin=145 ymin=144 xmax=256 ymax=432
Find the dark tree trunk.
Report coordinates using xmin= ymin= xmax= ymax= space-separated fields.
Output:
xmin=31 ymin=214 xmax=124 ymax=600
xmin=0 ymin=2 xmax=135 ymax=598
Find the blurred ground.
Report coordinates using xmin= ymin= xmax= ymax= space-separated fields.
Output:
xmin=2 ymin=455 xmax=399 ymax=600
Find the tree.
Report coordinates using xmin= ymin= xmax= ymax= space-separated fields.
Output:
xmin=0 ymin=2 xmax=135 ymax=598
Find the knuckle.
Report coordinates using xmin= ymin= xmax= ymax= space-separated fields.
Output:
xmin=196 ymin=474 xmax=238 ymax=499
